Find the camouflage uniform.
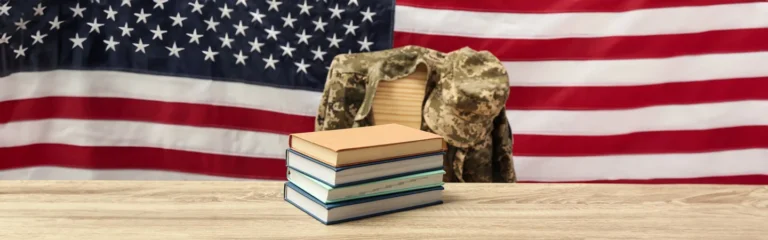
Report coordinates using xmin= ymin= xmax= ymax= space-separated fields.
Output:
xmin=315 ymin=45 xmax=516 ymax=183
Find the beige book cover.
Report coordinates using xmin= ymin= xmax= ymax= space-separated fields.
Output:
xmin=289 ymin=124 xmax=445 ymax=167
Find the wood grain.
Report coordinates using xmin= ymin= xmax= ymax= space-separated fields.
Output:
xmin=372 ymin=65 xmax=428 ymax=129
xmin=0 ymin=181 xmax=766 ymax=240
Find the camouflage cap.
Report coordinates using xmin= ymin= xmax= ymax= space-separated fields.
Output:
xmin=423 ymin=47 xmax=510 ymax=149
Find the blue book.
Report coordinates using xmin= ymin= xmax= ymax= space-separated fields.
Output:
xmin=285 ymin=148 xmax=445 ymax=188
xmin=283 ymin=181 xmax=444 ymax=225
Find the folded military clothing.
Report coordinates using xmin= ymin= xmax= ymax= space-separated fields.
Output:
xmin=315 ymin=45 xmax=516 ymax=183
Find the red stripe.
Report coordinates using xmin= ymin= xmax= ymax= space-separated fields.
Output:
xmin=0 ymin=144 xmax=288 ymax=180
xmin=507 ymin=77 xmax=768 ymax=110
xmin=519 ymin=174 xmax=768 ymax=185
xmin=0 ymin=97 xmax=315 ymax=135
xmin=396 ymin=0 xmax=760 ymax=13
xmin=394 ymin=28 xmax=768 ymax=61
xmin=513 ymin=126 xmax=768 ymax=156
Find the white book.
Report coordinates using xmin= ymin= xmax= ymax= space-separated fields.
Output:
xmin=285 ymin=149 xmax=445 ymax=187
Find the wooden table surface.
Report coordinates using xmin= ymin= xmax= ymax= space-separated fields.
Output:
xmin=0 ymin=181 xmax=766 ymax=240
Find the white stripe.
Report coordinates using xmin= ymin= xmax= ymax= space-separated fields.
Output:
xmin=506 ymin=100 xmax=768 ymax=136
xmin=395 ymin=3 xmax=768 ymax=39
xmin=503 ymin=51 xmax=768 ymax=87
xmin=3 ymin=52 xmax=764 ymax=94
xmin=0 ymin=166 xmax=263 ymax=180
xmin=514 ymin=149 xmax=768 ymax=182
xmin=0 ymin=70 xmax=321 ymax=117
xmin=0 ymin=119 xmax=288 ymax=159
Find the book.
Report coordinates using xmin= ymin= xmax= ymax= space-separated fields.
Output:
xmin=285 ymin=148 xmax=444 ymax=187
xmin=288 ymin=167 xmax=445 ymax=203
xmin=284 ymin=181 xmax=444 ymax=225
xmin=288 ymin=124 xmax=445 ymax=167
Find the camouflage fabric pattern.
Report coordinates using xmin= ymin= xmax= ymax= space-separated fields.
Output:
xmin=316 ymin=45 xmax=516 ymax=183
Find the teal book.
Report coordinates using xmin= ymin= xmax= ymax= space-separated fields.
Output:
xmin=288 ymin=167 xmax=445 ymax=203
xmin=284 ymin=181 xmax=444 ymax=225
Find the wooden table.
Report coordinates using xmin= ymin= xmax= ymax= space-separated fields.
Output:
xmin=0 ymin=181 xmax=766 ymax=239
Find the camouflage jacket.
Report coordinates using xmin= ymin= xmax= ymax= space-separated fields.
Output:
xmin=315 ymin=46 xmax=516 ymax=183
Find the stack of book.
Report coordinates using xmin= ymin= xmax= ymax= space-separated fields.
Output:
xmin=283 ymin=124 xmax=447 ymax=225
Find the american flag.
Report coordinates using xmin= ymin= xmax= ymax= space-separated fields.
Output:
xmin=0 ymin=0 xmax=393 ymax=180
xmin=1 ymin=0 xmax=767 ymax=184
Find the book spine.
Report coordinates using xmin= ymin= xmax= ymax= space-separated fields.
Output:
xmin=288 ymin=135 xmax=293 ymax=148
xmin=284 ymin=149 xmax=290 ymax=166
xmin=441 ymin=139 xmax=448 ymax=151
xmin=285 ymin=149 xmax=291 ymax=179
xmin=283 ymin=182 xmax=288 ymax=201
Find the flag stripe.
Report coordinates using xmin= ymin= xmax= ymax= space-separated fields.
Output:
xmin=0 ymin=70 xmax=321 ymax=117
xmin=12 ymin=98 xmax=765 ymax=144
xmin=0 ymin=166 xmax=257 ymax=181
xmin=10 ymin=105 xmax=766 ymax=159
xmin=0 ymin=119 xmax=288 ymax=159
xmin=502 ymin=51 xmax=768 ymax=87
xmin=507 ymin=101 xmax=768 ymax=135
xmin=506 ymin=77 xmax=768 ymax=110
xmin=5 ymin=166 xmax=767 ymax=185
xmin=14 ymin=98 xmax=768 ymax=150
xmin=520 ymin=175 xmax=768 ymax=185
xmin=514 ymin=149 xmax=768 ymax=182
xmin=0 ymin=97 xmax=315 ymax=135
xmin=513 ymin=126 xmax=768 ymax=156
xmin=395 ymin=28 xmax=768 ymax=61
xmin=0 ymin=144 xmax=287 ymax=180
xmin=7 ymin=56 xmax=768 ymax=104
xmin=394 ymin=4 xmax=768 ymax=39
xmin=395 ymin=0 xmax=760 ymax=13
